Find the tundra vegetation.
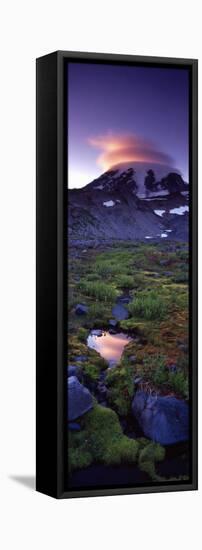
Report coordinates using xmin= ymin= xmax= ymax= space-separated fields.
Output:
xmin=68 ymin=241 xmax=189 ymax=481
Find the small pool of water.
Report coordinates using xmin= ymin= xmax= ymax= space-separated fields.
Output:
xmin=87 ymin=329 xmax=132 ymax=366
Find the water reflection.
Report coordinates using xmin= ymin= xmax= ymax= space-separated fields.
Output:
xmin=87 ymin=330 xmax=132 ymax=365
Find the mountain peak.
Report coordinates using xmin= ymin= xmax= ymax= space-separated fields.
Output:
xmin=86 ymin=161 xmax=187 ymax=199
xmin=68 ymin=162 xmax=189 ymax=243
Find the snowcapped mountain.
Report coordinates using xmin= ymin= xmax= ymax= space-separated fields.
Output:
xmin=68 ymin=162 xmax=189 ymax=243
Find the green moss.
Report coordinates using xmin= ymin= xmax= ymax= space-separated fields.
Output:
xmin=106 ymin=365 xmax=134 ymax=416
xmin=68 ymin=404 xmax=165 ymax=479
xmin=116 ymin=275 xmax=134 ymax=289
xmin=77 ymin=280 xmax=117 ymax=302
xmin=128 ymin=290 xmax=167 ymax=321
xmin=77 ymin=327 xmax=88 ymax=342
xmin=138 ymin=441 xmax=165 ymax=481
xmin=82 ymin=363 xmax=100 ymax=382
xmin=68 ymin=404 xmax=139 ymax=471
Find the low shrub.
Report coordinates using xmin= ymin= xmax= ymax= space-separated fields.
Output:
xmin=128 ymin=290 xmax=167 ymax=321
xmin=116 ymin=275 xmax=134 ymax=289
xmin=82 ymin=363 xmax=100 ymax=383
xmin=78 ymin=280 xmax=117 ymax=302
xmin=68 ymin=404 xmax=165 ymax=478
xmin=138 ymin=440 xmax=165 ymax=480
xmin=143 ymin=353 xmax=189 ymax=398
xmin=106 ymin=365 xmax=134 ymax=416
xmin=68 ymin=404 xmax=139 ymax=470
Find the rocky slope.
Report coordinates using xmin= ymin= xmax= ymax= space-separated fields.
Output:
xmin=68 ymin=162 xmax=189 ymax=243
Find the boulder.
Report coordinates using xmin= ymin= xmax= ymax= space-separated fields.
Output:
xmin=134 ymin=376 xmax=143 ymax=385
xmin=91 ymin=329 xmax=102 ymax=336
xmin=68 ymin=376 xmax=93 ymax=421
xmin=132 ymin=391 xmax=189 ymax=445
xmin=109 ymin=319 xmax=118 ymax=328
xmin=75 ymin=303 xmax=88 ymax=315
xmin=68 ymin=365 xmax=81 ymax=378
xmin=74 ymin=355 xmax=88 ymax=362
xmin=118 ymin=296 xmax=131 ymax=304
xmin=163 ymin=271 xmax=173 ymax=277
xmin=112 ymin=303 xmax=129 ymax=321
xmin=68 ymin=422 xmax=81 ymax=431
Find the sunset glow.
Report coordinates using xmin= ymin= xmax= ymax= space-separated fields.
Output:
xmin=88 ymin=133 xmax=173 ymax=171
xmin=68 ymin=63 xmax=189 ymax=187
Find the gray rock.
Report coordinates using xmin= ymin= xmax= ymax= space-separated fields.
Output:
xmin=74 ymin=355 xmax=88 ymax=362
xmin=118 ymin=296 xmax=131 ymax=304
xmin=109 ymin=319 xmax=118 ymax=327
xmin=91 ymin=329 xmax=102 ymax=336
xmin=163 ymin=271 xmax=173 ymax=277
xmin=68 ymin=422 xmax=81 ymax=431
xmin=159 ymin=259 xmax=170 ymax=266
xmin=132 ymin=390 xmax=189 ymax=445
xmin=75 ymin=303 xmax=88 ymax=315
xmin=112 ymin=303 xmax=129 ymax=321
xmin=178 ymin=343 xmax=188 ymax=353
xmin=68 ymin=376 xmax=93 ymax=421
xmin=68 ymin=365 xmax=80 ymax=378
xmin=129 ymin=355 xmax=137 ymax=363
xmin=134 ymin=376 xmax=143 ymax=385
xmin=97 ymin=382 xmax=107 ymax=398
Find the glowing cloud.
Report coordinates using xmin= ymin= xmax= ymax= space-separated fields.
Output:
xmin=88 ymin=133 xmax=173 ymax=171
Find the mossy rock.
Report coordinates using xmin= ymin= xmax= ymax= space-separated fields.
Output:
xmin=105 ymin=364 xmax=134 ymax=416
xmin=68 ymin=404 xmax=139 ymax=471
xmin=68 ymin=404 xmax=165 ymax=481
xmin=138 ymin=440 xmax=165 ymax=481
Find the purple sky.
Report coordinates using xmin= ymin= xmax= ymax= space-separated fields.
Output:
xmin=68 ymin=62 xmax=189 ymax=188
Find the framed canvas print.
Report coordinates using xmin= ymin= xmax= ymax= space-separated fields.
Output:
xmin=36 ymin=51 xmax=198 ymax=499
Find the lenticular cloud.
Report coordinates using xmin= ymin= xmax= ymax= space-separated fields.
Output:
xmin=88 ymin=133 xmax=173 ymax=171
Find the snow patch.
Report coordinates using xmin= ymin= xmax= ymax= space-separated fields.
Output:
xmin=142 ymin=197 xmax=167 ymax=202
xmin=169 ymin=205 xmax=189 ymax=215
xmin=154 ymin=209 xmax=166 ymax=217
xmin=161 ymin=233 xmax=168 ymax=238
xmin=145 ymin=236 xmax=153 ymax=239
xmin=94 ymin=184 xmax=104 ymax=190
xmin=103 ymin=200 xmax=115 ymax=207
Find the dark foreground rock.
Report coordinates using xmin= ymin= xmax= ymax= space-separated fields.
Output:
xmin=68 ymin=376 xmax=93 ymax=421
xmin=68 ymin=422 xmax=81 ymax=431
xmin=132 ymin=391 xmax=189 ymax=445
xmin=75 ymin=304 xmax=88 ymax=315
xmin=68 ymin=365 xmax=81 ymax=378
xmin=112 ymin=303 xmax=129 ymax=321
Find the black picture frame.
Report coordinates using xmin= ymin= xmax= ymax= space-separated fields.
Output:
xmin=36 ymin=50 xmax=198 ymax=499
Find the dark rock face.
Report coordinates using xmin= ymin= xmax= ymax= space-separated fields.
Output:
xmin=68 ymin=164 xmax=189 ymax=243
xmin=75 ymin=304 xmax=88 ymax=315
xmin=68 ymin=376 xmax=93 ymax=421
xmin=132 ymin=391 xmax=189 ymax=445
xmin=144 ymin=169 xmax=156 ymax=191
xmin=160 ymin=172 xmax=186 ymax=194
